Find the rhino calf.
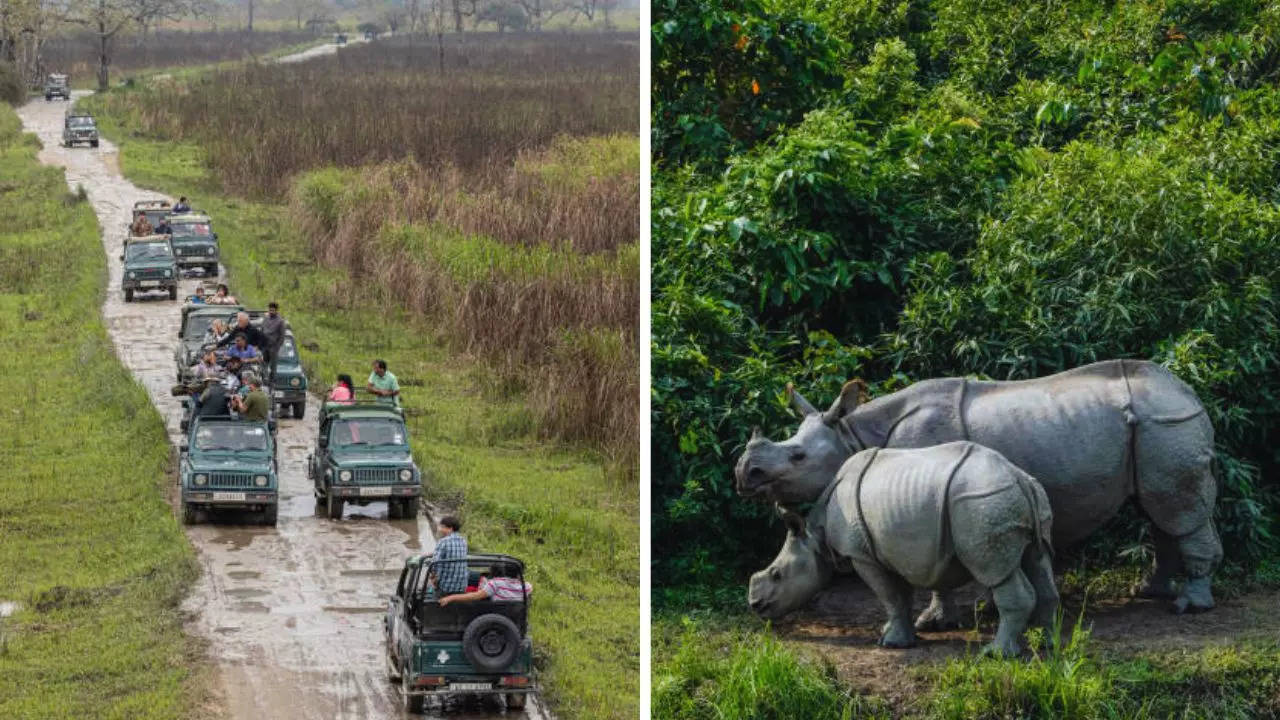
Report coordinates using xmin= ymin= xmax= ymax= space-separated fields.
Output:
xmin=749 ymin=441 xmax=1057 ymax=657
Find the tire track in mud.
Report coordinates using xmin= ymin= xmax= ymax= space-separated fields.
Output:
xmin=16 ymin=88 xmax=545 ymax=719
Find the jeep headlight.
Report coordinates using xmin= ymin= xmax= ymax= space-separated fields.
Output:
xmin=290 ymin=377 xmax=301 ymax=387
xmin=127 ymin=271 xmax=136 ymax=279
xmin=255 ymin=475 xmax=268 ymax=487
xmin=194 ymin=474 xmax=208 ymax=485
xmin=339 ymin=470 xmax=352 ymax=482
xmin=164 ymin=269 xmax=172 ymax=277
xmin=399 ymin=468 xmax=412 ymax=482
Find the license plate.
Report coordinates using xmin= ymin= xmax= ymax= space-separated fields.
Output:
xmin=140 ymin=280 xmax=160 ymax=287
xmin=212 ymin=492 xmax=246 ymax=501
xmin=273 ymin=390 xmax=284 ymax=398
xmin=449 ymin=683 xmax=492 ymax=691
xmin=359 ymin=486 xmax=391 ymax=497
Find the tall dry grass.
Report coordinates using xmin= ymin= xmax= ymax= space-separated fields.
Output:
xmin=292 ymin=134 xmax=638 ymax=469
xmin=41 ymin=30 xmax=317 ymax=80
xmin=97 ymin=33 xmax=638 ymax=197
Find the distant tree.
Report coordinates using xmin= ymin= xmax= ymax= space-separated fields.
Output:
xmin=476 ymin=0 xmax=522 ymax=32
xmin=67 ymin=0 xmax=195 ymax=90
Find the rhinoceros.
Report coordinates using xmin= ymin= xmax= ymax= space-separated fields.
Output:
xmin=736 ymin=360 xmax=1220 ymax=623
xmin=749 ymin=441 xmax=1057 ymax=656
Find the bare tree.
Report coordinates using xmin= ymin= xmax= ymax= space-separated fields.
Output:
xmin=404 ymin=0 xmax=421 ymax=33
xmin=511 ymin=0 xmax=563 ymax=31
xmin=67 ymin=0 xmax=192 ymax=90
xmin=2 ymin=0 xmax=74 ymax=87
xmin=567 ymin=0 xmax=613 ymax=26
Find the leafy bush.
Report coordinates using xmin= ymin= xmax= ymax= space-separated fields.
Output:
xmin=0 ymin=63 xmax=23 ymax=105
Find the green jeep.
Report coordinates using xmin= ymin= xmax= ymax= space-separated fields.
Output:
xmin=180 ymin=415 xmax=278 ymax=525
xmin=385 ymin=553 xmax=534 ymax=713
xmin=167 ymin=213 xmax=220 ymax=276
xmin=174 ymin=304 xmax=245 ymax=378
xmin=120 ymin=235 xmax=178 ymax=301
xmin=128 ymin=199 xmax=172 ymax=234
xmin=45 ymin=73 xmax=69 ymax=101
xmin=271 ymin=331 xmax=308 ymax=419
xmin=309 ymin=400 xmax=422 ymax=520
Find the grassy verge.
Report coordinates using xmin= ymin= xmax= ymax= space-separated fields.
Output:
xmin=82 ymin=94 xmax=639 ymax=719
xmin=0 ymin=106 xmax=201 ymax=718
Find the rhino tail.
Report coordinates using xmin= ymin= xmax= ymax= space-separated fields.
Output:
xmin=1016 ymin=470 xmax=1055 ymax=558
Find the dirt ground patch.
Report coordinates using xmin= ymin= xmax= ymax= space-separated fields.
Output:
xmin=775 ymin=576 xmax=1280 ymax=709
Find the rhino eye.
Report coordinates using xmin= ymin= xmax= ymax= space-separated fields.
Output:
xmin=789 ymin=451 xmax=807 ymax=463
xmin=770 ymin=568 xmax=782 ymax=582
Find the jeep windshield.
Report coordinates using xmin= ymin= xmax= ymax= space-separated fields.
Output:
xmin=195 ymin=423 xmax=269 ymax=452
xmin=279 ymin=337 xmax=298 ymax=360
xmin=171 ymin=222 xmax=212 ymax=239
xmin=125 ymin=242 xmax=171 ymax=260
xmin=331 ymin=419 xmax=407 ymax=447
xmin=67 ymin=116 xmax=95 ymax=128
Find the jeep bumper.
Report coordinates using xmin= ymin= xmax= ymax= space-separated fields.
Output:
xmin=329 ymin=484 xmax=421 ymax=499
xmin=183 ymin=490 xmax=278 ymax=508
xmin=122 ymin=278 xmax=176 ymax=291
xmin=401 ymin=675 xmax=534 ymax=698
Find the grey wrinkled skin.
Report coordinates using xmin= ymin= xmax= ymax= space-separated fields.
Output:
xmin=749 ymin=442 xmax=1058 ymax=657
xmin=736 ymin=360 xmax=1222 ymax=618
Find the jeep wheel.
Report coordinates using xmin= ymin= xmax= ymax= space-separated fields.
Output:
xmin=327 ymin=494 xmax=344 ymax=520
xmin=401 ymin=666 xmax=425 ymax=714
xmin=181 ymin=502 xmax=197 ymax=525
xmin=388 ymin=499 xmax=401 ymax=520
xmin=292 ymin=402 xmax=305 ymax=419
xmin=506 ymin=693 xmax=528 ymax=710
xmin=124 ymin=288 xmax=134 ymax=302
xmin=262 ymin=504 xmax=278 ymax=526
xmin=462 ymin=614 xmax=521 ymax=673
xmin=313 ymin=494 xmax=325 ymax=516
xmin=401 ymin=497 xmax=419 ymax=518
xmin=168 ymin=285 xmax=177 ymax=301
xmin=206 ymin=263 xmax=218 ymax=276
xmin=90 ymin=140 xmax=99 ymax=147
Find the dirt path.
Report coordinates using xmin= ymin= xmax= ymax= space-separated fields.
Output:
xmin=278 ymin=35 xmax=369 ymax=64
xmin=16 ymin=93 xmax=546 ymax=719
xmin=777 ymin=576 xmax=1280 ymax=710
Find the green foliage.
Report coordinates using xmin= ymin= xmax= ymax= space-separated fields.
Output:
xmin=653 ymin=621 xmax=889 ymax=719
xmin=0 ymin=63 xmax=23 ymax=105
xmin=653 ymin=0 xmax=1280 ymax=603
xmin=652 ymin=0 xmax=845 ymax=167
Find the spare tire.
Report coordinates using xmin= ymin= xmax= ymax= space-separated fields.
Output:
xmin=461 ymin=613 xmax=521 ymax=672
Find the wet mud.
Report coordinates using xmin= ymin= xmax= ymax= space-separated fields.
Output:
xmin=16 ymin=81 xmax=546 ymax=719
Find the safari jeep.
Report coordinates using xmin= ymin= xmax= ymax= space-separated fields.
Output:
xmin=180 ymin=415 xmax=278 ymax=525
xmin=174 ymin=304 xmax=245 ymax=379
xmin=62 ymin=111 xmax=98 ymax=147
xmin=125 ymin=199 xmax=173 ymax=236
xmin=120 ymin=234 xmax=178 ymax=301
xmin=167 ymin=213 xmax=220 ymax=276
xmin=385 ymin=553 xmax=534 ymax=713
xmin=309 ymin=400 xmax=422 ymax=520
xmin=271 ymin=331 xmax=308 ymax=418
xmin=45 ymin=73 xmax=69 ymax=101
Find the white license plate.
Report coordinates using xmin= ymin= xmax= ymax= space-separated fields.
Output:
xmin=273 ymin=390 xmax=284 ymax=398
xmin=139 ymin=280 xmax=160 ymax=287
xmin=449 ymin=683 xmax=492 ymax=691
xmin=359 ymin=486 xmax=392 ymax=497
xmin=212 ymin=492 xmax=246 ymax=501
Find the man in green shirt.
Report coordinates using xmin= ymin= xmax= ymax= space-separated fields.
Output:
xmin=367 ymin=359 xmax=401 ymax=406
xmin=232 ymin=374 xmax=271 ymax=421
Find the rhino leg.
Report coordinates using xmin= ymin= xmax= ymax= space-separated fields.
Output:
xmin=853 ymin=559 xmax=916 ymax=648
xmin=914 ymin=591 xmax=962 ymax=632
xmin=981 ymin=567 xmax=1035 ymax=658
xmin=1172 ymin=521 xmax=1222 ymax=614
xmin=1134 ymin=526 xmax=1181 ymax=600
xmin=1022 ymin=548 xmax=1059 ymax=634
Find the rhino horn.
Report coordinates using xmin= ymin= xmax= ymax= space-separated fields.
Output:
xmin=786 ymin=383 xmax=817 ymax=416
xmin=775 ymin=503 xmax=807 ymax=537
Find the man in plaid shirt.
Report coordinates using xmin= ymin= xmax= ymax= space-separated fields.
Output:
xmin=431 ymin=515 xmax=468 ymax=595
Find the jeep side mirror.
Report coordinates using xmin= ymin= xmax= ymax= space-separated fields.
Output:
xmin=118 ymin=253 xmax=124 ymax=261
xmin=213 ymin=233 xmax=218 ymax=240
xmin=318 ymin=436 xmax=328 ymax=448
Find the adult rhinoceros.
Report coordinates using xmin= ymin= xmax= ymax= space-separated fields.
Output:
xmin=735 ymin=359 xmax=1221 ymax=621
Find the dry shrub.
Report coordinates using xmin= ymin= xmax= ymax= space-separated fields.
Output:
xmin=41 ymin=30 xmax=317 ymax=79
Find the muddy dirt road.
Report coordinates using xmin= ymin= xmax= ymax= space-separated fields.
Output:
xmin=16 ymin=91 xmax=544 ymax=719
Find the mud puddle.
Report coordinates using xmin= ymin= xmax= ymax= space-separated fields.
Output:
xmin=16 ymin=92 xmax=547 ymax=719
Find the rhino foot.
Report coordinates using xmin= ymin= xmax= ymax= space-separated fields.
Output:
xmin=979 ymin=640 xmax=1021 ymax=659
xmin=878 ymin=620 xmax=917 ymax=649
xmin=1171 ymin=576 xmax=1215 ymax=615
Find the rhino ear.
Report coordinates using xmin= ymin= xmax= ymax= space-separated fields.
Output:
xmin=787 ymin=383 xmax=818 ymax=417
xmin=822 ymin=378 xmax=866 ymax=425
xmin=776 ymin=503 xmax=807 ymax=538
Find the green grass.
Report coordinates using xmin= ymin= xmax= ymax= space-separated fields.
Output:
xmin=81 ymin=93 xmax=639 ymax=719
xmin=0 ymin=107 xmax=200 ymax=718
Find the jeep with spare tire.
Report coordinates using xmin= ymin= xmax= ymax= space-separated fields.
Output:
xmin=309 ymin=399 xmax=422 ymax=519
xmin=45 ymin=73 xmax=70 ymax=101
xmin=385 ymin=553 xmax=534 ymax=713
xmin=120 ymin=234 xmax=178 ymax=301
xmin=166 ymin=212 xmax=220 ymax=276
xmin=180 ymin=414 xmax=278 ymax=525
